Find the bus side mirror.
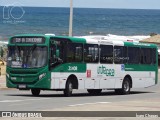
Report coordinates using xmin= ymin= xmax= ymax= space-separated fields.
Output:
xmin=56 ymin=50 xmax=60 ymax=58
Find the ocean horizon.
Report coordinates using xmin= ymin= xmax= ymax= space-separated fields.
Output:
xmin=1 ymin=6 xmax=160 ymax=10
xmin=0 ymin=7 xmax=160 ymax=40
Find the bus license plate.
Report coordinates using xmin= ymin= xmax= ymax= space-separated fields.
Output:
xmin=18 ymin=84 xmax=26 ymax=89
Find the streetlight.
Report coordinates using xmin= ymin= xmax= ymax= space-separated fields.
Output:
xmin=69 ymin=0 xmax=73 ymax=36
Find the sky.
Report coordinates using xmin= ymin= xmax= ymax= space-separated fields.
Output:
xmin=1 ymin=0 xmax=160 ymax=9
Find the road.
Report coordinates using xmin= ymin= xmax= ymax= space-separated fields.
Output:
xmin=0 ymin=83 xmax=160 ymax=111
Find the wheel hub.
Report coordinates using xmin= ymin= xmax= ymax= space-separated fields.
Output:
xmin=69 ymin=83 xmax=73 ymax=92
xmin=124 ymin=81 xmax=129 ymax=92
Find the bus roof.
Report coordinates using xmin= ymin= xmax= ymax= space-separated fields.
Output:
xmin=51 ymin=36 xmax=86 ymax=43
xmin=52 ymin=36 xmax=157 ymax=48
xmin=10 ymin=34 xmax=157 ymax=48
xmin=11 ymin=34 xmax=86 ymax=43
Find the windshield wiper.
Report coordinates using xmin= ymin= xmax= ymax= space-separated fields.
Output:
xmin=31 ymin=44 xmax=37 ymax=53
xmin=24 ymin=44 xmax=37 ymax=67
xmin=15 ymin=43 xmax=21 ymax=62
xmin=27 ymin=44 xmax=37 ymax=57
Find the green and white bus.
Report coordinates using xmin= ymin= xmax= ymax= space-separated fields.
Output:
xmin=6 ymin=34 xmax=158 ymax=96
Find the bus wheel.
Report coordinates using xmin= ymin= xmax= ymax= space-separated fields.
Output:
xmin=31 ymin=89 xmax=40 ymax=96
xmin=115 ymin=78 xmax=131 ymax=95
xmin=64 ymin=81 xmax=73 ymax=97
xmin=87 ymin=89 xmax=102 ymax=95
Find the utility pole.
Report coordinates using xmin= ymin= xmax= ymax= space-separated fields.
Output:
xmin=69 ymin=0 xmax=73 ymax=36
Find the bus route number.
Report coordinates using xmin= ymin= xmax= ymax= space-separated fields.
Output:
xmin=68 ymin=66 xmax=78 ymax=71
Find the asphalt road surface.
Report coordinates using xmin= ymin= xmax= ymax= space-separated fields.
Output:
xmin=0 ymin=83 xmax=160 ymax=111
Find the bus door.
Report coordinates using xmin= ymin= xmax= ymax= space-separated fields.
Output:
xmin=99 ymin=45 xmax=115 ymax=89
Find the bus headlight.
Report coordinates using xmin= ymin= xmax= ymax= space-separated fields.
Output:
xmin=6 ymin=73 xmax=9 ymax=78
xmin=39 ymin=73 xmax=46 ymax=80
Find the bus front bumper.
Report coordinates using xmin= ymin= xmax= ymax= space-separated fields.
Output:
xmin=6 ymin=76 xmax=51 ymax=90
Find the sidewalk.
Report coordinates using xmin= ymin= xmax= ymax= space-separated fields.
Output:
xmin=0 ymin=65 xmax=6 ymax=89
xmin=0 ymin=75 xmax=6 ymax=89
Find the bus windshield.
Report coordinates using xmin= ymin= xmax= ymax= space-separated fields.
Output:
xmin=7 ymin=46 xmax=47 ymax=68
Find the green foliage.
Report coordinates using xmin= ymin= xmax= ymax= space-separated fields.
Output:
xmin=150 ymin=33 xmax=157 ymax=36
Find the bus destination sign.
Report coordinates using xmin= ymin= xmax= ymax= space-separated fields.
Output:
xmin=11 ymin=37 xmax=45 ymax=44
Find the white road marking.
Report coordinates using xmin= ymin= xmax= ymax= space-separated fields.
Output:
xmin=0 ymin=100 xmax=23 ymax=102
xmin=0 ymin=98 xmax=51 ymax=103
xmin=9 ymin=103 xmax=31 ymax=106
xmin=24 ymin=98 xmax=51 ymax=101
xmin=68 ymin=102 xmax=111 ymax=107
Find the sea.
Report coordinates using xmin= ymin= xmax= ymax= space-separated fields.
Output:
xmin=0 ymin=7 xmax=160 ymax=40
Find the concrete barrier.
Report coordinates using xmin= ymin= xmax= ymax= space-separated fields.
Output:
xmin=0 ymin=75 xmax=6 ymax=89
xmin=0 ymin=65 xmax=6 ymax=75
xmin=0 ymin=65 xmax=6 ymax=89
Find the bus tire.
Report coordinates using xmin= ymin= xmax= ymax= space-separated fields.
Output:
xmin=64 ymin=80 xmax=73 ymax=97
xmin=87 ymin=89 xmax=102 ymax=95
xmin=31 ymin=89 xmax=40 ymax=96
xmin=115 ymin=77 xmax=131 ymax=95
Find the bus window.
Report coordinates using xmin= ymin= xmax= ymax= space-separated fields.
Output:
xmin=49 ymin=39 xmax=66 ymax=68
xmin=152 ymin=48 xmax=156 ymax=64
xmin=128 ymin=47 xmax=140 ymax=64
xmin=66 ymin=43 xmax=83 ymax=62
xmin=114 ymin=46 xmax=127 ymax=64
xmin=100 ymin=45 xmax=113 ymax=64
xmin=7 ymin=46 xmax=47 ymax=68
xmin=50 ymin=45 xmax=56 ymax=61
xmin=84 ymin=44 xmax=99 ymax=63
xmin=141 ymin=48 xmax=152 ymax=64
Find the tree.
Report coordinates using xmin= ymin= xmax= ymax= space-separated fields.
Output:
xmin=0 ymin=47 xmax=3 ymax=58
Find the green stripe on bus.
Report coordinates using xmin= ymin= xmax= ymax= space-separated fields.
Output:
xmin=124 ymin=42 xmax=157 ymax=48
xmin=52 ymin=63 xmax=86 ymax=73
xmin=125 ymin=64 xmax=158 ymax=84
xmin=125 ymin=64 xmax=157 ymax=71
